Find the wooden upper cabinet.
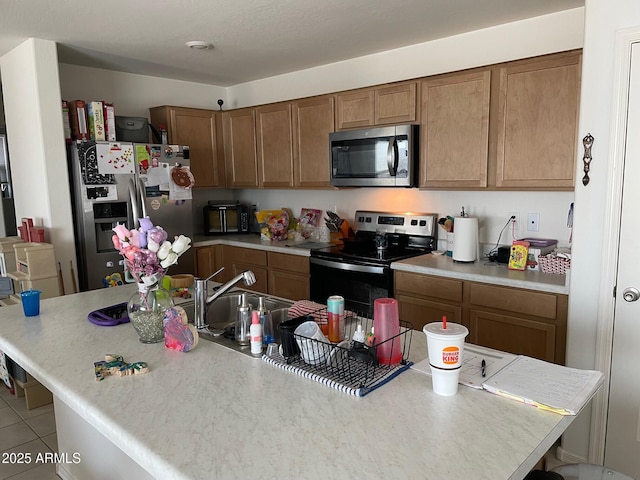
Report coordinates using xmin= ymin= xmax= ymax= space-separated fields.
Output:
xmin=419 ymin=70 xmax=491 ymax=188
xmin=494 ymin=51 xmax=581 ymax=189
xmin=149 ymin=106 xmax=224 ymax=188
xmin=336 ymin=89 xmax=374 ymax=129
xmin=222 ymin=108 xmax=258 ymax=188
xmin=336 ymin=82 xmax=418 ymax=130
xmin=374 ymin=82 xmax=418 ymax=125
xmin=255 ymin=103 xmax=294 ymax=188
xmin=292 ymin=95 xmax=335 ymax=188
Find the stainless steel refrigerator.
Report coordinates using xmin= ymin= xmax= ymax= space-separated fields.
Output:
xmin=68 ymin=141 xmax=194 ymax=291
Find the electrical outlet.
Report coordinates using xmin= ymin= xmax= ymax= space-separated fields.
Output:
xmin=508 ymin=212 xmax=520 ymax=233
xmin=527 ymin=213 xmax=540 ymax=232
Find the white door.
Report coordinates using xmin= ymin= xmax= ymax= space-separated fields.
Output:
xmin=605 ymin=41 xmax=640 ymax=477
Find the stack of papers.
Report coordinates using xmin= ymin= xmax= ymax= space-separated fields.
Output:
xmin=412 ymin=343 xmax=604 ymax=415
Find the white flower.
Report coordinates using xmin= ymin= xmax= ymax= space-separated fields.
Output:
xmin=147 ymin=237 xmax=160 ymax=253
xmin=160 ymin=252 xmax=178 ymax=269
xmin=157 ymin=240 xmax=172 ymax=260
xmin=172 ymin=235 xmax=191 ymax=255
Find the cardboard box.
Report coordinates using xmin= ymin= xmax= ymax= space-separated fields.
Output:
xmin=88 ymin=101 xmax=105 ymax=141
xmin=68 ymin=100 xmax=89 ymax=140
xmin=103 ymin=103 xmax=116 ymax=141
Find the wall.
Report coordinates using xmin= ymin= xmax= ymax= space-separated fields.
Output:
xmin=0 ymin=39 xmax=76 ymax=291
xmin=58 ymin=65 xmax=226 ymax=117
xmin=559 ymin=0 xmax=640 ymax=464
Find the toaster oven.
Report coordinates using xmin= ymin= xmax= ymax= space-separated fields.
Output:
xmin=203 ymin=202 xmax=250 ymax=235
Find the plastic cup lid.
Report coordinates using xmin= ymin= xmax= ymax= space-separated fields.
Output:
xmin=423 ymin=322 xmax=468 ymax=338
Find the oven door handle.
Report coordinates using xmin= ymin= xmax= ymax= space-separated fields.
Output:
xmin=310 ymin=257 xmax=387 ymax=275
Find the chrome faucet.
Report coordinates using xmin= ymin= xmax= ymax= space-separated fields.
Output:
xmin=194 ymin=268 xmax=257 ymax=330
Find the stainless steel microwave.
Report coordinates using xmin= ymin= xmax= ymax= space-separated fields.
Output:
xmin=329 ymin=124 xmax=417 ymax=187
xmin=203 ymin=201 xmax=250 ymax=235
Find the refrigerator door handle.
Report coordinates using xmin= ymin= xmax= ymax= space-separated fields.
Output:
xmin=138 ymin=178 xmax=148 ymax=219
xmin=128 ymin=178 xmax=141 ymax=228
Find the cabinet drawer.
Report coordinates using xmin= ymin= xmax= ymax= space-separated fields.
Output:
xmin=226 ymin=246 xmax=267 ymax=267
xmin=395 ymin=271 xmax=463 ymax=303
xmin=268 ymin=252 xmax=309 ymax=274
xmin=469 ymin=283 xmax=557 ymax=319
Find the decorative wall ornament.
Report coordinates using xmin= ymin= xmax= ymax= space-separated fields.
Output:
xmin=582 ymin=133 xmax=594 ymax=186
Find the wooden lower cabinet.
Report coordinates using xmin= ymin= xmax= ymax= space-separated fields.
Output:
xmin=223 ymin=246 xmax=268 ymax=293
xmin=194 ymin=245 xmax=224 ymax=280
xmin=195 ymin=245 xmax=309 ymax=298
xmin=394 ymin=270 xmax=567 ymax=364
xmin=267 ymin=252 xmax=309 ymax=300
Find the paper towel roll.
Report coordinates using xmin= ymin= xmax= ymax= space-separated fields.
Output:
xmin=452 ymin=216 xmax=478 ymax=262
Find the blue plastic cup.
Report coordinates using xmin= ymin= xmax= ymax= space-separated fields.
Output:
xmin=20 ymin=290 xmax=41 ymax=317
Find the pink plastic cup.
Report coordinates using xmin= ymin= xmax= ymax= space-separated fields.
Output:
xmin=373 ymin=298 xmax=402 ymax=365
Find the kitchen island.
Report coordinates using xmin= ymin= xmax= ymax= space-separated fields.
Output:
xmin=0 ymin=286 xmax=583 ymax=480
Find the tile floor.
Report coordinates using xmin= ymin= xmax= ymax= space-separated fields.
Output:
xmin=0 ymin=385 xmax=59 ymax=480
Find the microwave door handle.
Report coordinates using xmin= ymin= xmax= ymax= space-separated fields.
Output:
xmin=387 ymin=136 xmax=398 ymax=176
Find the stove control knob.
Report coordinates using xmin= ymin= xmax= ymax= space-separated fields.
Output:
xmin=411 ymin=219 xmax=418 ymax=226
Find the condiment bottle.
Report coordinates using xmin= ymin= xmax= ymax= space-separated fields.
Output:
xmin=250 ymin=311 xmax=263 ymax=356
xmin=258 ymin=297 xmax=274 ymax=345
xmin=234 ymin=293 xmax=251 ymax=346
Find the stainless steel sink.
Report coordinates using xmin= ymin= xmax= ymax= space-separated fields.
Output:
xmin=179 ymin=290 xmax=293 ymax=356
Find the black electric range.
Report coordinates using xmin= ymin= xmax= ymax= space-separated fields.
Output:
xmin=310 ymin=211 xmax=437 ymax=314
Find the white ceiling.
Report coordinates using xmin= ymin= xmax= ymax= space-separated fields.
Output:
xmin=0 ymin=0 xmax=583 ymax=87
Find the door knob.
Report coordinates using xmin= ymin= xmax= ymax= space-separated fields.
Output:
xmin=623 ymin=287 xmax=640 ymax=302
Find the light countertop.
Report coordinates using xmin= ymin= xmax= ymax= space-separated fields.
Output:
xmin=193 ymin=235 xmax=568 ymax=294
xmin=392 ymin=254 xmax=568 ymax=295
xmin=193 ymin=233 xmax=325 ymax=257
xmin=0 ymin=286 xmax=578 ymax=479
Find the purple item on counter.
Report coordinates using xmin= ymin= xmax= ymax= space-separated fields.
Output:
xmin=88 ymin=303 xmax=130 ymax=326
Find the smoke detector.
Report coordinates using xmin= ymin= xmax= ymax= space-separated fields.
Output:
xmin=186 ymin=41 xmax=213 ymax=50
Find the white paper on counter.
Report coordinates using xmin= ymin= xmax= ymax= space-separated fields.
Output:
xmin=412 ymin=343 xmax=517 ymax=389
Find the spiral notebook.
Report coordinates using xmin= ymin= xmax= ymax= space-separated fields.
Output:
xmin=412 ymin=344 xmax=604 ymax=415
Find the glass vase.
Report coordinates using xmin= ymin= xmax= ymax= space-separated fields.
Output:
xmin=128 ymin=280 xmax=174 ymax=343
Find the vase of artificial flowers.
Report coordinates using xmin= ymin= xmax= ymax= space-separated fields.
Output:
xmin=112 ymin=217 xmax=191 ymax=344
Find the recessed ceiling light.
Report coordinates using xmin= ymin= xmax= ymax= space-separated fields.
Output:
xmin=186 ymin=41 xmax=213 ymax=50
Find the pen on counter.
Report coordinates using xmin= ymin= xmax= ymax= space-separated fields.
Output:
xmin=481 ymin=359 xmax=486 ymax=377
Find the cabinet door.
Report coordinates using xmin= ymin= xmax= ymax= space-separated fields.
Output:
xmin=268 ymin=270 xmax=309 ymax=300
xmin=374 ymin=82 xmax=418 ymax=125
xmin=469 ymin=310 xmax=556 ymax=363
xmin=420 ymin=71 xmax=490 ymax=188
xmin=150 ymin=106 xmax=225 ymax=188
xmin=336 ymin=89 xmax=375 ymax=129
xmin=256 ymin=103 xmax=294 ymax=188
xmin=223 ymin=108 xmax=258 ymax=188
xmin=195 ymin=245 xmax=223 ymax=278
xmin=292 ymin=96 xmax=334 ymax=188
xmin=494 ymin=51 xmax=581 ymax=189
xmin=170 ymin=108 xmax=224 ymax=188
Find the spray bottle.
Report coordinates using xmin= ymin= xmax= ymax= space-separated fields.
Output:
xmin=250 ymin=311 xmax=263 ymax=356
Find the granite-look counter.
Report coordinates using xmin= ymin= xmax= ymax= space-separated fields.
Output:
xmin=0 ymin=286 xmax=579 ymax=480
xmin=392 ymin=254 xmax=568 ymax=295
xmin=193 ymin=233 xmax=327 ymax=257
xmin=194 ymin=235 xmax=568 ymax=295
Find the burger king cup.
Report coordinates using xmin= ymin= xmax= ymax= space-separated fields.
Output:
xmin=423 ymin=321 xmax=469 ymax=396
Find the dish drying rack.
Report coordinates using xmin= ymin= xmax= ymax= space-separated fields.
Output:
xmin=262 ymin=308 xmax=413 ymax=396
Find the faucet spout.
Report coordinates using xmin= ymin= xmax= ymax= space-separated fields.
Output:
xmin=194 ymin=270 xmax=256 ymax=330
